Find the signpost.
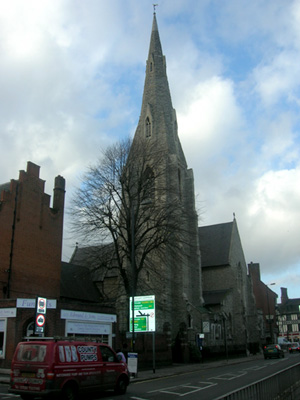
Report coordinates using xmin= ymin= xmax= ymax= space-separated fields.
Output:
xmin=129 ymin=295 xmax=155 ymax=332
xmin=129 ymin=295 xmax=156 ymax=373
xmin=35 ymin=297 xmax=47 ymax=335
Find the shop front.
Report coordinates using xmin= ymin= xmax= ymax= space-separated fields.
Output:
xmin=0 ymin=299 xmax=117 ymax=368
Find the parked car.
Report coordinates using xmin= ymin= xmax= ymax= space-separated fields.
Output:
xmin=9 ymin=340 xmax=130 ymax=399
xmin=288 ymin=342 xmax=300 ymax=353
xmin=263 ymin=344 xmax=284 ymax=359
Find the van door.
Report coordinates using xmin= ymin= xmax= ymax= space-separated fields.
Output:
xmin=10 ymin=343 xmax=50 ymax=394
xmin=99 ymin=345 xmax=120 ymax=390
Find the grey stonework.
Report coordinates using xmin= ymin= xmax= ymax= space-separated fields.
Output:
xmin=72 ymin=12 xmax=261 ymax=360
xmin=199 ymin=219 xmax=260 ymax=354
xmin=129 ymin=12 xmax=203 ymax=343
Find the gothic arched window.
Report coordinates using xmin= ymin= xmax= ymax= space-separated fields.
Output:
xmin=143 ymin=166 xmax=155 ymax=202
xmin=145 ymin=117 xmax=152 ymax=138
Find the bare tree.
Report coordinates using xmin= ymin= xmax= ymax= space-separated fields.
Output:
xmin=70 ymin=137 xmax=188 ymax=302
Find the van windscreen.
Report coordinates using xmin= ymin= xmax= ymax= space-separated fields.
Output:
xmin=17 ymin=344 xmax=47 ymax=362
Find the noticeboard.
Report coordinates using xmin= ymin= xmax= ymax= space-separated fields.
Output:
xmin=127 ymin=352 xmax=138 ymax=375
xmin=129 ymin=295 xmax=155 ymax=332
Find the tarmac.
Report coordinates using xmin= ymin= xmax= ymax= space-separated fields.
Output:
xmin=130 ymin=353 xmax=263 ymax=382
xmin=0 ymin=354 xmax=264 ymax=385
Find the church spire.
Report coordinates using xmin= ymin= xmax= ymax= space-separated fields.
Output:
xmin=148 ymin=10 xmax=163 ymax=60
xmin=129 ymin=10 xmax=203 ymax=339
xmin=134 ymin=12 xmax=187 ymax=166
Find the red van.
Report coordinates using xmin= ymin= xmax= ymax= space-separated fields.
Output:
xmin=9 ymin=340 xmax=129 ymax=399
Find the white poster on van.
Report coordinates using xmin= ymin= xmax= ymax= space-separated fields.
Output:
xmin=66 ymin=321 xmax=111 ymax=335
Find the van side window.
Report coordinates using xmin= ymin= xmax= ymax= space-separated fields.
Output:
xmin=100 ymin=346 xmax=116 ymax=362
xmin=71 ymin=346 xmax=78 ymax=362
xmin=58 ymin=346 xmax=65 ymax=362
xmin=65 ymin=346 xmax=72 ymax=362
xmin=59 ymin=345 xmax=79 ymax=362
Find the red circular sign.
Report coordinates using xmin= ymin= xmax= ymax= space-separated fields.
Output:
xmin=36 ymin=314 xmax=46 ymax=327
xmin=38 ymin=298 xmax=46 ymax=310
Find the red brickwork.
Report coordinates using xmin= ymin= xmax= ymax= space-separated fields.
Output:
xmin=0 ymin=162 xmax=65 ymax=299
xmin=248 ymin=262 xmax=277 ymax=342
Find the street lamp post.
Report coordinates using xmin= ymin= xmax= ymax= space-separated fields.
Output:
xmin=222 ymin=313 xmax=228 ymax=362
xmin=266 ymin=283 xmax=276 ymax=344
xmin=131 ymin=203 xmax=135 ymax=352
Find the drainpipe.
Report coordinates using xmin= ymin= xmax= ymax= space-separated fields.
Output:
xmin=7 ymin=182 xmax=19 ymax=298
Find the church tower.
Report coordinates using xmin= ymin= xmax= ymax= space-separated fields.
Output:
xmin=131 ymin=11 xmax=203 ymax=346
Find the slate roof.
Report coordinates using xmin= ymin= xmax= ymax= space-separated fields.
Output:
xmin=278 ymin=298 xmax=300 ymax=313
xmin=60 ymin=261 xmax=101 ymax=303
xmin=198 ymin=222 xmax=233 ymax=268
xmin=70 ymin=243 xmax=118 ymax=281
xmin=70 ymin=245 xmax=102 ymax=265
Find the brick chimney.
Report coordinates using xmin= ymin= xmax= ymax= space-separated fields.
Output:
xmin=53 ymin=175 xmax=65 ymax=211
xmin=248 ymin=262 xmax=261 ymax=282
xmin=281 ymin=287 xmax=288 ymax=304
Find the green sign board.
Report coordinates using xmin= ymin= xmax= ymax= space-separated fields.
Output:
xmin=130 ymin=316 xmax=147 ymax=331
xmin=129 ymin=295 xmax=155 ymax=332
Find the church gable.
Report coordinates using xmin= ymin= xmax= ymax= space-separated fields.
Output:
xmin=199 ymin=222 xmax=233 ymax=268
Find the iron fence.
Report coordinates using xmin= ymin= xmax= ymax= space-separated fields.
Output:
xmin=215 ymin=363 xmax=300 ymax=400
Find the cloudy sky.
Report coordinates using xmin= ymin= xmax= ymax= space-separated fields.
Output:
xmin=1 ymin=0 xmax=300 ymax=301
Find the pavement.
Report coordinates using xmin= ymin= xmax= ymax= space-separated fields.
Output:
xmin=0 ymin=354 xmax=264 ymax=385
xmin=0 ymin=369 xmax=9 ymax=384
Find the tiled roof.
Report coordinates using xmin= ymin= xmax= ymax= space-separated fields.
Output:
xmin=60 ymin=261 xmax=101 ymax=302
xmin=70 ymin=243 xmax=118 ymax=280
xmin=278 ymin=298 xmax=300 ymax=312
xmin=198 ymin=222 xmax=233 ymax=268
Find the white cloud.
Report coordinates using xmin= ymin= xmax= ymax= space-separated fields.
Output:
xmin=1 ymin=0 xmax=300 ymax=301
xmin=178 ymin=76 xmax=244 ymax=157
xmin=253 ymin=50 xmax=300 ymax=106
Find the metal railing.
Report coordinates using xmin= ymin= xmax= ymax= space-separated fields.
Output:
xmin=215 ymin=363 xmax=300 ymax=400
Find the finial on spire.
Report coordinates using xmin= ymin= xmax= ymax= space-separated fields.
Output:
xmin=153 ymin=4 xmax=158 ymax=14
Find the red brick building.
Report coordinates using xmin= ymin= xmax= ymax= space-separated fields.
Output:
xmin=248 ymin=262 xmax=278 ymax=344
xmin=0 ymin=162 xmax=117 ymax=368
xmin=0 ymin=161 xmax=65 ymax=299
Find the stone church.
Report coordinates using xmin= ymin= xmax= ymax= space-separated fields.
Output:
xmin=72 ymin=12 xmax=261 ymax=362
xmin=129 ymin=10 xmax=203 ymax=338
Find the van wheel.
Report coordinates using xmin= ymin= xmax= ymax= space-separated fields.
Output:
xmin=62 ymin=384 xmax=78 ymax=400
xmin=115 ymin=377 xmax=128 ymax=395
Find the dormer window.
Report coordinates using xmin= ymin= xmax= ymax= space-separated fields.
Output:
xmin=145 ymin=117 xmax=152 ymax=138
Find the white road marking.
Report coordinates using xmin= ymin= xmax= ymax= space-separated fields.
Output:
xmin=131 ymin=397 xmax=149 ymax=400
xmin=148 ymin=381 xmax=217 ymax=397
xmin=209 ymin=371 xmax=247 ymax=380
xmin=243 ymin=365 xmax=268 ymax=370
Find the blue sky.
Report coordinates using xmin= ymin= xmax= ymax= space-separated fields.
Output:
xmin=1 ymin=0 xmax=300 ymax=301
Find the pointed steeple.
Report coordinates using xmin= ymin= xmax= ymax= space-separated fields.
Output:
xmin=129 ymin=11 xmax=203 ymax=339
xmin=147 ymin=12 xmax=164 ymax=69
xmin=134 ymin=12 xmax=187 ymax=166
